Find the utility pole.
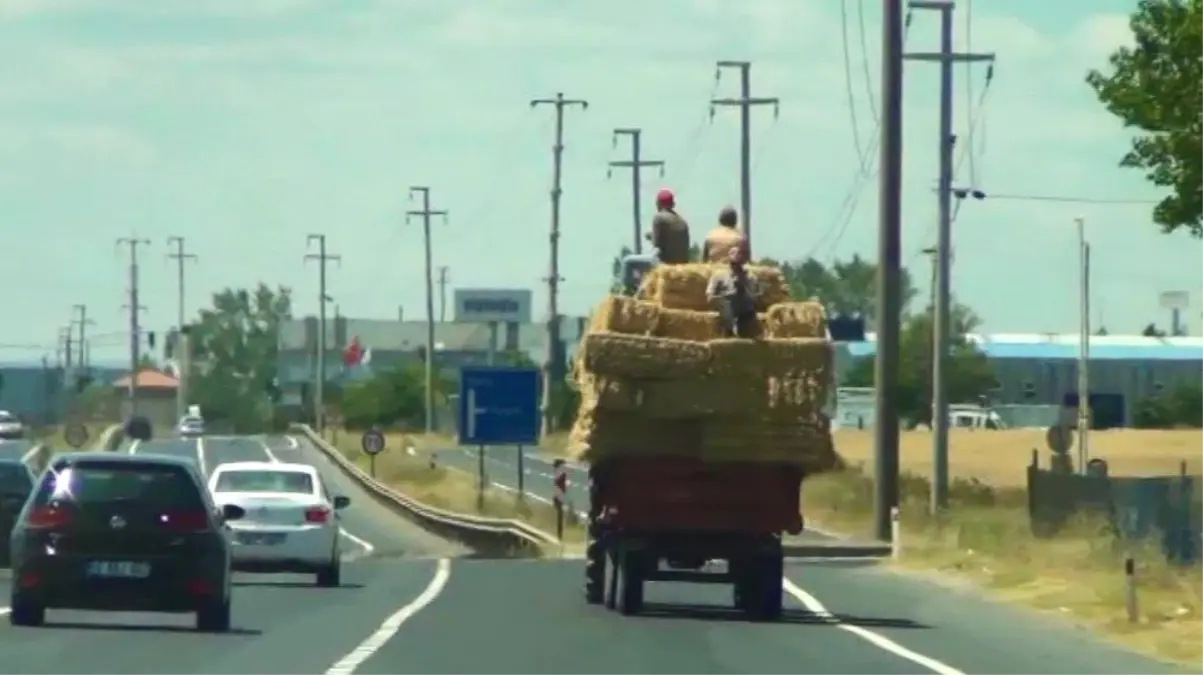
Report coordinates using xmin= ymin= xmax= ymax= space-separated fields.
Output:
xmin=531 ymin=92 xmax=588 ymax=437
xmin=166 ymin=236 xmax=197 ymax=331
xmin=437 ymin=266 xmax=450 ymax=323
xmin=906 ymin=0 xmax=995 ymax=514
xmin=72 ymin=304 xmax=92 ymax=371
xmin=874 ymin=0 xmax=906 ymax=544
xmin=607 ymin=128 xmax=665 ymax=254
xmin=304 ymin=235 xmax=340 ymax=433
xmin=710 ymin=61 xmax=779 ymax=256
xmin=117 ymin=237 xmax=150 ymax=418
xmin=406 ymin=186 xmax=448 ymax=435
xmin=1075 ymin=216 xmax=1091 ymax=473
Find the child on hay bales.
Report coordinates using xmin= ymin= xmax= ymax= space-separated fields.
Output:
xmin=705 ymin=246 xmax=763 ymax=338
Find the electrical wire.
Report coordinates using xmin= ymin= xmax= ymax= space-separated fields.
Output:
xmin=807 ymin=9 xmax=913 ymax=261
xmin=856 ymin=0 xmax=879 ymax=126
xmin=840 ymin=0 xmax=868 ymax=168
xmin=963 ymin=0 xmax=977 ymax=187
xmin=973 ymin=192 xmax=1159 ymax=205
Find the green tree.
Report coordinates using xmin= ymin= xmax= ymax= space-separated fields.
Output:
xmin=1086 ymin=0 xmax=1202 ymax=237
xmin=341 ymin=365 xmax=428 ymax=429
xmin=759 ymin=255 xmax=917 ymax=325
xmin=842 ymin=302 xmax=996 ymax=426
xmin=187 ymin=285 xmax=292 ymax=433
xmin=1133 ymin=382 xmax=1203 ymax=428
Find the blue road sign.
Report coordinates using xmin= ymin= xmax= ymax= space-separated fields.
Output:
xmin=458 ymin=366 xmax=541 ymax=446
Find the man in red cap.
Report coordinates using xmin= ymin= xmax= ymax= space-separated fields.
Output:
xmin=645 ymin=188 xmax=691 ymax=264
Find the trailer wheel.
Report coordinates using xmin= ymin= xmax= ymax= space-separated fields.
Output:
xmin=616 ymin=550 xmax=645 ymax=616
xmin=585 ymin=538 xmax=606 ymax=605
xmin=745 ymin=552 xmax=784 ymax=621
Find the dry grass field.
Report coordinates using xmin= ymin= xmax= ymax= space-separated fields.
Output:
xmin=832 ymin=428 xmax=1201 ymax=486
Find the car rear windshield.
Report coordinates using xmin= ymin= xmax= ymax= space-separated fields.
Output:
xmin=33 ymin=461 xmax=205 ymax=509
xmin=0 ymin=463 xmax=32 ymax=494
xmin=213 ymin=469 xmax=314 ymax=495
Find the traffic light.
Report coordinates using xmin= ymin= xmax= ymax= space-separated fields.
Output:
xmin=147 ymin=331 xmax=156 ymax=350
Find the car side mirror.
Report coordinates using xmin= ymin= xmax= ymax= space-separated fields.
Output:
xmin=221 ymin=503 xmax=246 ymax=521
xmin=332 ymin=495 xmax=351 ymax=510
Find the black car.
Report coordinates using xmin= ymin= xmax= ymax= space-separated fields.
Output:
xmin=7 ymin=452 xmax=245 ymax=631
xmin=0 ymin=459 xmax=36 ymax=566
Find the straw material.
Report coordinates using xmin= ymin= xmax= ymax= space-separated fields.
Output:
xmin=642 ymin=263 xmax=790 ymax=312
xmin=567 ymin=407 xmax=701 ymax=463
xmin=764 ymin=301 xmax=828 ymax=339
xmin=588 ymin=295 xmax=660 ymax=335
xmin=708 ymin=338 xmax=833 ymax=380
xmin=579 ymin=333 xmax=711 ymax=380
xmin=700 ymin=417 xmax=841 ymax=473
xmin=577 ymin=372 xmax=731 ymax=419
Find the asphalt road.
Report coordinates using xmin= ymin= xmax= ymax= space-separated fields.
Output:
xmin=0 ymin=435 xmax=1189 ymax=673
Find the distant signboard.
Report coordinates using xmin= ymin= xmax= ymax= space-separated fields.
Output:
xmin=454 ymin=289 xmax=532 ymax=324
xmin=458 ymin=366 xmax=540 ymax=446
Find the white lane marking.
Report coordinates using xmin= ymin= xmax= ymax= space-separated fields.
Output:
xmin=19 ymin=444 xmax=39 ymax=466
xmin=195 ymin=437 xmax=209 ymax=478
xmin=339 ymin=528 xmax=376 ymax=556
xmin=325 ymin=557 xmax=451 ymax=675
xmin=782 ymin=578 xmax=964 ymax=675
xmin=259 ymin=436 xmax=376 ymax=557
xmin=127 ymin=440 xmax=140 ymax=455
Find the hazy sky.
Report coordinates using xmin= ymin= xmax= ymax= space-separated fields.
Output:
xmin=1 ymin=0 xmax=1199 ymax=366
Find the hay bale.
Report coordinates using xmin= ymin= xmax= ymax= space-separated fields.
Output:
xmin=643 ymin=263 xmax=790 ymax=312
xmin=654 ymin=308 xmax=771 ymax=341
xmin=700 ymin=418 xmax=840 ymax=473
xmin=567 ymin=408 xmax=700 ymax=463
xmin=709 ymin=338 xmax=833 ymax=380
xmin=588 ymin=295 xmax=660 ymax=335
xmin=764 ymin=301 xmax=827 ymax=339
xmin=579 ymin=333 xmax=711 ymax=380
xmin=578 ymin=373 xmax=730 ymax=419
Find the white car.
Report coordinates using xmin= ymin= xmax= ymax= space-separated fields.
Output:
xmin=207 ymin=461 xmax=351 ymax=587
xmin=0 ymin=411 xmax=24 ymax=440
xmin=176 ymin=415 xmax=205 ymax=437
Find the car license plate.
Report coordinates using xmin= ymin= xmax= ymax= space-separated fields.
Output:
xmin=86 ymin=560 xmax=151 ymax=579
xmin=237 ymin=532 xmax=285 ymax=546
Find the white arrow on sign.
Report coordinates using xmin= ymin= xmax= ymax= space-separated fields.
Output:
xmin=466 ymin=389 xmax=490 ymax=440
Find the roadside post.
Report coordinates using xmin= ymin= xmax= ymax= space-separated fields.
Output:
xmin=553 ymin=459 xmax=567 ymax=543
xmin=457 ymin=365 xmax=541 ymax=510
xmin=361 ymin=429 xmax=385 ymax=478
xmin=517 ymin=445 xmax=526 ymax=500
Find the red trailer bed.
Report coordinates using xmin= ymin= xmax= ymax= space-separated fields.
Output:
xmin=592 ymin=456 xmax=804 ymax=535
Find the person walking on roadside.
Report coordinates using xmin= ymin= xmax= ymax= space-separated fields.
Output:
xmin=646 ymin=188 xmax=691 ymax=264
xmin=701 ymin=204 xmax=748 ymax=263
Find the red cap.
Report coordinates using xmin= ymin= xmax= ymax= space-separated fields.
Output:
xmin=655 ymin=188 xmax=675 ymax=208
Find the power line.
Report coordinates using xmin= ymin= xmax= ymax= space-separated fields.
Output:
xmin=166 ymin=236 xmax=198 ymax=333
xmin=607 ymin=128 xmax=665 ymax=254
xmin=116 ymin=237 xmax=150 ymax=417
xmin=531 ymin=92 xmax=588 ymax=437
xmin=406 ymin=186 xmax=448 ymax=435
xmin=856 ymin=0 xmax=879 ymax=125
xmin=840 ymin=0 xmax=869 ymax=167
xmin=711 ymin=60 xmax=780 ymax=256
xmin=304 ymin=234 xmax=340 ymax=433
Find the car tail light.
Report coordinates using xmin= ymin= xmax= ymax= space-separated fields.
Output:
xmin=161 ymin=510 xmax=210 ymax=532
xmin=304 ymin=506 xmax=330 ymax=524
xmin=27 ymin=506 xmax=72 ymax=530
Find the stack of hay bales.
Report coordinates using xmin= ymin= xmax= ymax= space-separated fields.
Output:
xmin=568 ymin=262 xmax=840 ymax=474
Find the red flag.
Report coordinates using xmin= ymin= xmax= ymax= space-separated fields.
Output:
xmin=342 ymin=336 xmax=365 ymax=367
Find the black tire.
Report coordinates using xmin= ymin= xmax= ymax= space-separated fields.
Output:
xmin=744 ymin=552 xmax=784 ymax=621
xmin=316 ymin=561 xmax=341 ymax=588
xmin=585 ymin=538 xmax=605 ymax=605
xmin=617 ymin=550 xmax=644 ymax=616
xmin=9 ymin=594 xmax=45 ymax=627
xmin=196 ymin=598 xmax=231 ymax=632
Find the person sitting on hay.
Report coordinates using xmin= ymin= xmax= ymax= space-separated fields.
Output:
xmin=705 ymin=246 xmax=762 ymax=338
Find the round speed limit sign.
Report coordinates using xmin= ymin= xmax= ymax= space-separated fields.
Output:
xmin=361 ymin=429 xmax=386 ymax=456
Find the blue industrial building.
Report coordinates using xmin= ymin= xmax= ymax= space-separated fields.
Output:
xmin=841 ymin=333 xmax=1203 ymax=428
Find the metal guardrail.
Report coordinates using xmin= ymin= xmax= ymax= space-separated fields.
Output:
xmin=289 ymin=424 xmax=559 ymax=557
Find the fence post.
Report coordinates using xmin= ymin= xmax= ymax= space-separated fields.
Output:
xmin=1124 ymin=556 xmax=1138 ymax=623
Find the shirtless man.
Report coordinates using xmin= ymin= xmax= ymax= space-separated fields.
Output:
xmin=646 ymin=188 xmax=691 ymax=264
xmin=700 ymin=205 xmax=748 ymax=263
xmin=705 ymin=245 xmax=762 ymax=338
